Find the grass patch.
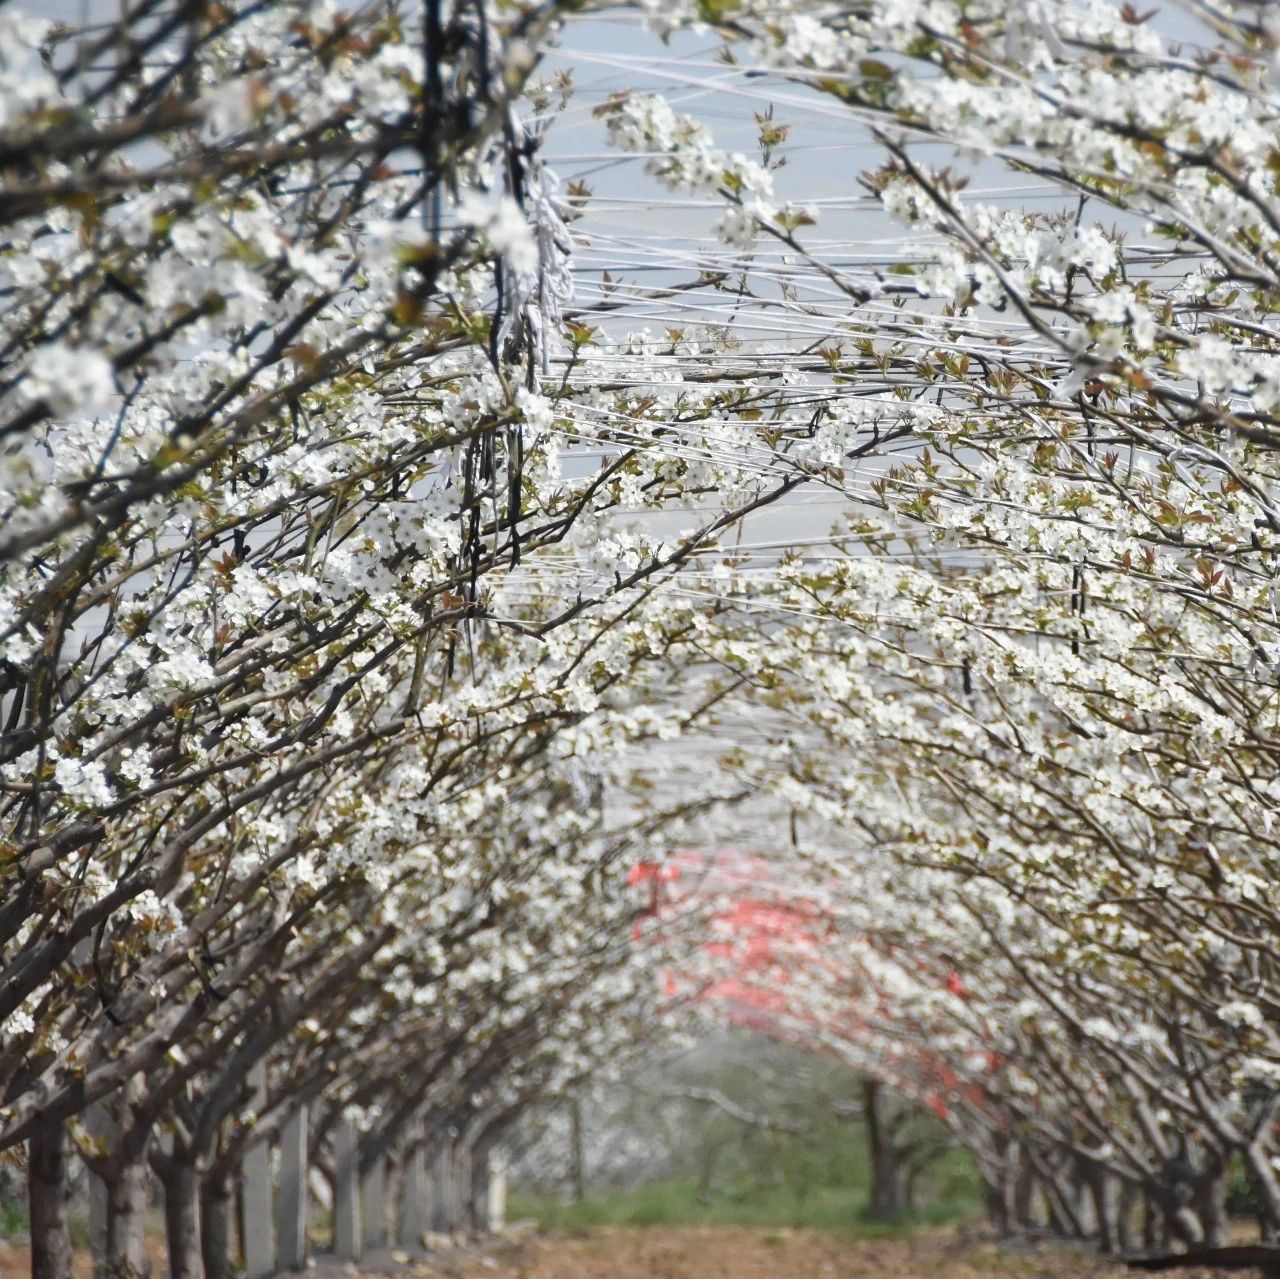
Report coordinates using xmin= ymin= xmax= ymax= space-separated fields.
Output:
xmin=509 ymin=1167 xmax=981 ymax=1236
xmin=0 ymin=1199 xmax=28 ymax=1240
xmin=512 ymin=1037 xmax=986 ymax=1237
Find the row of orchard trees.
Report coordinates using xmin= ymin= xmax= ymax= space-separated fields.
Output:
xmin=7 ymin=0 xmax=1280 ymax=1272
xmin=617 ymin=0 xmax=1280 ymax=1260
xmin=0 ymin=1 xmax=839 ymax=1275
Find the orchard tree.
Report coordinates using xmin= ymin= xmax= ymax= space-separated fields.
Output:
xmin=0 ymin=2 xmax=844 ymax=1274
xmin=590 ymin=0 xmax=1280 ymax=1256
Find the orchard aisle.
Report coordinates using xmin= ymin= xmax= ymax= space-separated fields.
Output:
xmin=0 ymin=1225 xmax=1220 ymax=1278
xmin=410 ymin=1228 xmax=1189 ymax=1279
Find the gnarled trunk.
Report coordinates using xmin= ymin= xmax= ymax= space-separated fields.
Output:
xmin=29 ymin=1114 xmax=73 ymax=1279
xmin=1245 ymin=1143 xmax=1280 ymax=1243
xmin=1142 ymin=1185 xmax=1168 ymax=1250
xmin=1011 ymin=1155 xmax=1035 ymax=1232
xmin=1116 ymin=1179 xmax=1139 ymax=1252
xmin=105 ymin=1154 xmax=151 ymax=1278
xmin=1039 ymin=1161 xmax=1086 ymax=1239
xmin=201 ymin=1169 xmax=234 ymax=1279
xmin=982 ymin=1177 xmax=1008 ymax=1237
xmin=1166 ymin=1200 xmax=1206 ymax=1248
xmin=1197 ymin=1168 xmax=1228 ymax=1250
xmin=862 ymin=1078 xmax=904 ymax=1222
xmin=1085 ymin=1164 xmax=1120 ymax=1255
xmin=164 ymin=1158 xmax=203 ymax=1279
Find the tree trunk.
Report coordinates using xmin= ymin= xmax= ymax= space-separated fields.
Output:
xmin=862 ymin=1078 xmax=903 ymax=1222
xmin=1142 ymin=1186 xmax=1167 ymax=1250
xmin=202 ymin=1169 xmax=235 ymax=1279
xmin=1040 ymin=1162 xmax=1086 ymax=1239
xmin=1245 ymin=1143 xmax=1280 ymax=1243
xmin=1087 ymin=1165 xmax=1119 ymax=1255
xmin=983 ymin=1177 xmax=1009 ymax=1236
xmin=1116 ymin=1179 xmax=1139 ymax=1252
xmin=1166 ymin=1199 xmax=1206 ymax=1248
xmin=1071 ymin=1161 xmax=1097 ymax=1238
xmin=1198 ymin=1169 xmax=1228 ymax=1249
xmin=903 ymin=1159 xmax=924 ymax=1216
xmin=105 ymin=1155 xmax=152 ymax=1278
xmin=695 ymin=1136 xmax=724 ymax=1206
xmin=569 ymin=1099 xmax=585 ymax=1204
xmin=164 ymin=1159 xmax=203 ymax=1279
xmin=1041 ymin=1172 xmax=1068 ymax=1237
xmin=1011 ymin=1153 xmax=1034 ymax=1232
xmin=29 ymin=1115 xmax=74 ymax=1279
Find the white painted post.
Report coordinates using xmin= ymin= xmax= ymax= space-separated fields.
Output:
xmin=242 ymin=1063 xmax=275 ymax=1279
xmin=487 ymin=1146 xmax=508 ymax=1233
xmin=360 ymin=1148 xmax=387 ymax=1252
xmin=333 ymin=1116 xmax=361 ymax=1263
xmin=276 ymin=1105 xmax=308 ymax=1272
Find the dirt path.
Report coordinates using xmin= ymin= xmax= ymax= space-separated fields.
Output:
xmin=1 ymin=1227 xmax=1225 ymax=1279
xmin=431 ymin=1227 xmax=1210 ymax=1279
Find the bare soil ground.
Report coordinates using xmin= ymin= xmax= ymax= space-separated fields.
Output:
xmin=0 ymin=1227 xmax=1231 ymax=1279
xmin=0 ymin=1238 xmax=157 ymax=1279
xmin=419 ymin=1226 xmax=1224 ymax=1279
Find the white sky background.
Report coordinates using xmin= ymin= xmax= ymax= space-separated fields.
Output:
xmin=529 ymin=4 xmax=1208 ymax=557
xmin=534 ymin=11 xmax=1008 ymax=561
xmin=534 ymin=14 xmax=906 ymax=554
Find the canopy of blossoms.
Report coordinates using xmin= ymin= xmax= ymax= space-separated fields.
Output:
xmin=3 ymin=0 xmax=1280 ymax=1274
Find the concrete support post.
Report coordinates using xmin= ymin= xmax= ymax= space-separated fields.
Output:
xmin=276 ymin=1105 xmax=308 ymax=1272
xmin=1075 ymin=1168 xmax=1098 ymax=1236
xmin=469 ymin=1145 xmax=490 ymax=1234
xmin=451 ymin=1142 xmax=470 ymax=1234
xmin=242 ymin=1063 xmax=275 ymax=1279
xmin=487 ymin=1146 xmax=508 ymax=1233
xmin=399 ymin=1144 xmax=429 ymax=1249
xmin=428 ymin=1144 xmax=451 ymax=1234
xmin=333 ymin=1117 xmax=361 ymax=1263
xmin=361 ymin=1149 xmax=387 ymax=1252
